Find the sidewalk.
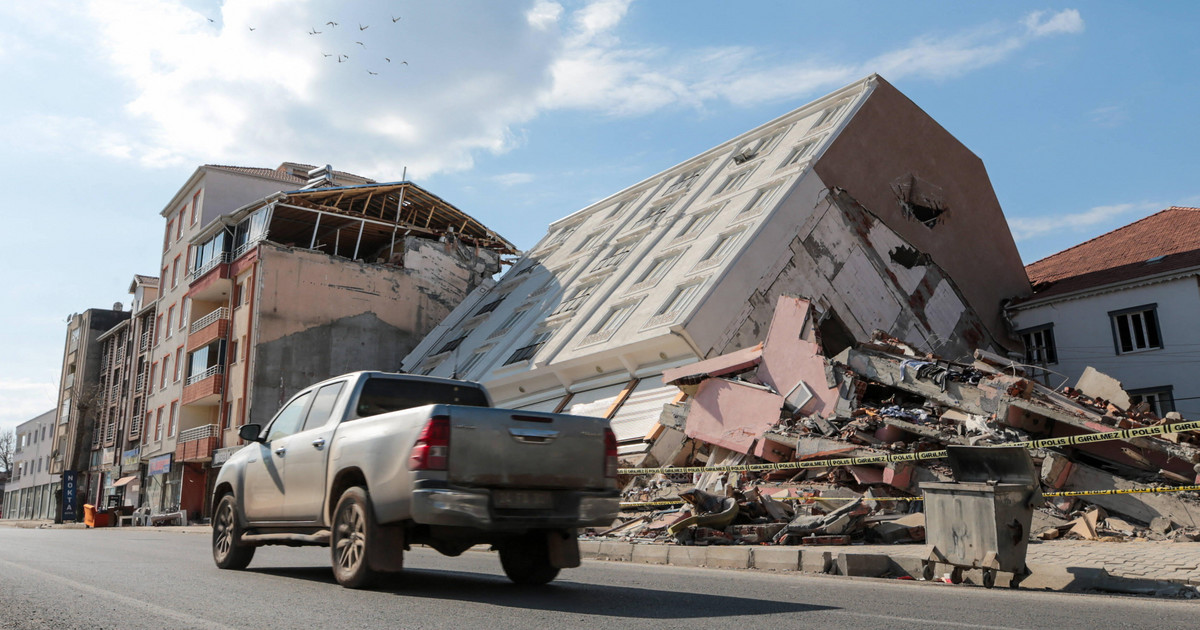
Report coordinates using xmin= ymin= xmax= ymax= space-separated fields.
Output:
xmin=578 ymin=538 xmax=1200 ymax=597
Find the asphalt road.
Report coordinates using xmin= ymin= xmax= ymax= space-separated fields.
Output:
xmin=0 ymin=527 xmax=1196 ymax=630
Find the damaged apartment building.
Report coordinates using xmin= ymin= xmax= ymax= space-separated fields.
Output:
xmin=402 ymin=74 xmax=1032 ymax=464
xmin=78 ymin=162 xmax=513 ymax=522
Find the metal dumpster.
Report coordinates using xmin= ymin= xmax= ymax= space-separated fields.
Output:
xmin=920 ymin=445 xmax=1043 ymax=588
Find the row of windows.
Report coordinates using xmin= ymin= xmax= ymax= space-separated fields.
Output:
xmin=163 ymin=190 xmax=202 ymax=253
xmin=1020 ymin=304 xmax=1165 ymax=367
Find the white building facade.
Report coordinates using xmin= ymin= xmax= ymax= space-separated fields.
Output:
xmin=4 ymin=410 xmax=58 ymax=520
xmin=403 ymin=75 xmax=1031 ymax=462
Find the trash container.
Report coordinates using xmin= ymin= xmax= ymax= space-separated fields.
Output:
xmin=83 ymin=504 xmax=112 ymax=528
xmin=920 ymin=445 xmax=1042 ymax=588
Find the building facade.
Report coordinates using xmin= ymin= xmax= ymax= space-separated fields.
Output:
xmin=402 ymin=74 xmax=1031 ymax=462
xmin=3 ymin=410 xmax=57 ymax=520
xmin=1008 ymin=206 xmax=1200 ymax=416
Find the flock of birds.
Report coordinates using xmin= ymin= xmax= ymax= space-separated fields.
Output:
xmin=210 ymin=14 xmax=408 ymax=76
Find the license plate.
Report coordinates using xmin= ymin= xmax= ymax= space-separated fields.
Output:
xmin=493 ymin=490 xmax=553 ymax=509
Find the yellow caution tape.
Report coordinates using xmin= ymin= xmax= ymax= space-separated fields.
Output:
xmin=617 ymin=484 xmax=1200 ymax=508
xmin=618 ymin=420 xmax=1200 ymax=475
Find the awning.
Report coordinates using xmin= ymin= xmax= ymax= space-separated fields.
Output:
xmin=112 ymin=475 xmax=138 ymax=487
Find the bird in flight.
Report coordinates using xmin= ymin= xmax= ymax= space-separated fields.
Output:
xmin=326 ymin=21 xmax=338 ymax=27
xmin=248 ymin=26 xmax=256 ymax=31
xmin=338 ymin=55 xmax=346 ymax=63
xmin=368 ymin=70 xmax=378 ymax=76
xmin=309 ymin=28 xmax=321 ymax=35
xmin=322 ymin=53 xmax=332 ymax=57
xmin=359 ymin=23 xmax=369 ymax=30
xmin=392 ymin=16 xmax=402 ymax=23
xmin=207 ymin=18 xmax=214 ymax=23
xmin=385 ymin=57 xmax=391 ymax=62
xmin=356 ymin=41 xmax=366 ymax=47
xmin=401 ymin=60 xmax=408 ymax=65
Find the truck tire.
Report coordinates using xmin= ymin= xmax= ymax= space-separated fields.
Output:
xmin=331 ymin=486 xmax=380 ymax=589
xmin=212 ymin=493 xmax=255 ymax=570
xmin=499 ymin=533 xmax=560 ymax=585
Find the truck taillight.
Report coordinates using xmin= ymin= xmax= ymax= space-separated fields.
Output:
xmin=604 ymin=428 xmax=618 ymax=478
xmin=409 ymin=415 xmax=450 ymax=471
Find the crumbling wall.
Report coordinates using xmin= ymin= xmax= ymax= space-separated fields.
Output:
xmin=247 ymin=243 xmax=484 ymax=421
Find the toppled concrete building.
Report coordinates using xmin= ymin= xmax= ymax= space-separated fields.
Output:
xmin=403 ymin=74 xmax=1031 ymax=462
xmin=604 ymin=295 xmax=1200 ymax=547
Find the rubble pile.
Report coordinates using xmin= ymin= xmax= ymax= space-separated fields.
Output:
xmin=589 ymin=296 xmax=1200 ymax=547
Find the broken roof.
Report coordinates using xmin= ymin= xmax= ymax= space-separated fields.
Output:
xmin=1022 ymin=207 xmax=1200 ymax=301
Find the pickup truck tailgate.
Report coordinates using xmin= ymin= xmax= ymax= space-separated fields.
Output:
xmin=443 ymin=406 xmax=609 ymax=489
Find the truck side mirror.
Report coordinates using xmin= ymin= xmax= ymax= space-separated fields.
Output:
xmin=239 ymin=423 xmax=264 ymax=443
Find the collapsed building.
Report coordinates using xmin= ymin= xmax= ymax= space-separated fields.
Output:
xmin=602 ymin=295 xmax=1200 ymax=547
xmin=402 ymin=74 xmax=1032 ymax=464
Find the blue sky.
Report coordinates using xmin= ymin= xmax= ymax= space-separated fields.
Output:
xmin=1 ymin=0 xmax=1197 ymax=436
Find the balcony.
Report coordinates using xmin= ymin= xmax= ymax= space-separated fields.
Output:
xmin=139 ymin=329 xmax=154 ymax=352
xmin=135 ymin=372 xmax=146 ymax=393
xmin=176 ymin=423 xmax=219 ymax=462
xmin=189 ymin=254 xmax=232 ymax=302
xmin=182 ymin=365 xmax=224 ymax=406
xmin=188 ymin=307 xmax=229 ymax=348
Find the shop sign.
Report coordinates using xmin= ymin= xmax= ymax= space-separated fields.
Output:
xmin=121 ymin=448 xmax=140 ymax=469
xmin=148 ymin=454 xmax=173 ymax=476
xmin=102 ymin=447 xmax=116 ymax=466
xmin=211 ymin=446 xmax=239 ymax=468
xmin=62 ymin=471 xmax=78 ymax=521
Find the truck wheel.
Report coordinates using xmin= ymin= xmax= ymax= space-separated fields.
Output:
xmin=212 ymin=494 xmax=255 ymax=570
xmin=331 ymin=486 xmax=380 ymax=589
xmin=499 ymin=534 xmax=560 ymax=586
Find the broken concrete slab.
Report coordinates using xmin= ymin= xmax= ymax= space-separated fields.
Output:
xmin=1041 ymin=452 xmax=1200 ymax=528
xmin=1075 ymin=367 xmax=1132 ymax=411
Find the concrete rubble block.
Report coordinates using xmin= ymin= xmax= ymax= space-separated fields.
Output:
xmin=752 ymin=547 xmax=802 ymax=571
xmin=706 ymin=546 xmax=752 ymax=569
xmin=1041 ymin=452 xmax=1200 ymax=528
xmin=668 ymin=546 xmax=709 ymax=567
xmin=834 ymin=552 xmax=893 ymax=577
xmin=631 ymin=544 xmax=670 ymax=565
xmin=595 ymin=541 xmax=634 ymax=562
xmin=800 ymin=549 xmax=832 ymax=573
xmin=1075 ymin=367 xmax=1132 ymax=410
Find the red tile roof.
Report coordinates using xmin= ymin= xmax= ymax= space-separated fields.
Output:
xmin=1023 ymin=207 xmax=1200 ymax=301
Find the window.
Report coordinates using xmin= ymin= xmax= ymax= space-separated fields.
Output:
xmin=741 ymin=183 xmax=783 ymax=215
xmin=436 ymin=334 xmax=468 ymax=355
xmin=698 ymin=230 xmax=744 ymax=266
xmin=656 ymin=282 xmax=703 ymax=317
xmin=171 ymin=256 xmax=180 ymax=288
xmin=633 ymin=202 xmax=672 ymax=229
xmin=813 ymin=99 xmax=850 ymax=128
xmin=191 ymin=191 xmax=201 ymax=225
xmin=174 ymin=347 xmax=183 ymax=382
xmin=505 ymin=329 xmax=554 ymax=365
xmin=714 ymin=167 xmax=754 ymax=196
xmin=676 ymin=208 xmax=719 ymax=240
xmin=474 ymin=295 xmax=505 ymax=316
xmin=1128 ymin=386 xmax=1175 ymax=417
xmin=232 ymin=282 xmax=243 ymax=308
xmin=592 ymin=302 xmax=636 ymax=337
xmin=160 ymin=356 xmax=170 ymax=389
xmin=543 ymin=225 xmax=577 ymax=249
xmin=592 ymin=240 xmax=638 ymax=272
xmin=455 ymin=350 xmax=487 ymax=377
xmin=663 ymin=163 xmax=708 ymax=194
xmin=266 ymin=391 xmax=314 ymax=442
xmin=606 ymin=198 xmax=634 ymax=219
xmin=552 ymin=282 xmax=599 ymax=315
xmin=781 ymin=137 xmax=821 ymax=168
xmin=301 ymin=382 xmax=345 ymax=432
xmin=733 ymin=127 xmax=788 ymax=164
xmin=168 ymin=401 xmax=178 ymax=437
xmin=166 ymin=305 xmax=175 ymax=339
xmin=149 ymin=363 xmax=157 ymax=391
xmin=176 ymin=212 xmax=183 ymax=240
xmin=1110 ymin=305 xmax=1162 ymax=354
xmin=575 ymin=230 xmax=605 ymax=253
xmin=179 ymin=300 xmax=188 ymax=330
xmin=634 ymin=254 xmax=679 ymax=287
xmin=230 ymin=339 xmax=239 ymax=364
xmin=164 ymin=220 xmax=173 ymax=251
xmin=1020 ymin=325 xmax=1057 ymax=365
xmin=154 ymin=407 xmax=164 ymax=441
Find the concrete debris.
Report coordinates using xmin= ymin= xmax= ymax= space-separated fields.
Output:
xmin=590 ymin=294 xmax=1200 ymax=548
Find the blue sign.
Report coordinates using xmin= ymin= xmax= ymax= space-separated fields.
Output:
xmin=62 ymin=470 xmax=78 ymax=521
xmin=148 ymin=454 xmax=172 ymax=476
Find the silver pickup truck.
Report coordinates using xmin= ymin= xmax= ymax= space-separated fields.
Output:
xmin=211 ymin=371 xmax=619 ymax=588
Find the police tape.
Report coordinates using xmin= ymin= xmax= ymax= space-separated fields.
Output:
xmin=617 ymin=484 xmax=1200 ymax=509
xmin=617 ymin=419 xmax=1200 ymax=475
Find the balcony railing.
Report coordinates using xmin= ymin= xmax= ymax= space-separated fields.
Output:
xmin=140 ymin=328 xmax=154 ymax=352
xmin=186 ymin=364 xmax=224 ymax=386
xmin=135 ymin=373 xmax=146 ymax=393
xmin=191 ymin=307 xmax=229 ymax=334
xmin=190 ymin=252 xmax=230 ymax=281
xmin=179 ymin=423 xmax=220 ymax=443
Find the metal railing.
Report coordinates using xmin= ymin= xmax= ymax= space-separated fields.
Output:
xmin=135 ymin=373 xmax=145 ymax=393
xmin=190 ymin=307 xmax=229 ymax=334
xmin=179 ymin=423 xmax=219 ymax=443
xmin=186 ymin=364 xmax=224 ymax=386
xmin=140 ymin=328 xmax=154 ymax=352
xmin=190 ymin=252 xmax=230 ymax=281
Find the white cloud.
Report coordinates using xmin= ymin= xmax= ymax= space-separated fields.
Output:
xmin=491 ymin=173 xmax=535 ymax=187
xmin=0 ymin=378 xmax=57 ymax=437
xmin=1008 ymin=201 xmax=1160 ymax=241
xmin=1088 ymin=105 xmax=1128 ymax=128
xmin=1023 ymin=9 xmax=1085 ymax=37
xmin=14 ymin=2 xmax=1086 ymax=181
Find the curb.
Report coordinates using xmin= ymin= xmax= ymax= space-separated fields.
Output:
xmin=578 ymin=540 xmax=1200 ymax=597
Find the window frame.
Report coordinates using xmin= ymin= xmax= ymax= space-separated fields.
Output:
xmin=1109 ymin=304 xmax=1163 ymax=355
xmin=1018 ymin=324 xmax=1058 ymax=365
xmin=1127 ymin=385 xmax=1175 ymax=417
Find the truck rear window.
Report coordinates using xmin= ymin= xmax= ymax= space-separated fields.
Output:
xmin=352 ymin=378 xmax=490 ymax=419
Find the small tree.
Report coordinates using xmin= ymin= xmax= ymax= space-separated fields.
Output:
xmin=0 ymin=428 xmax=14 ymax=476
